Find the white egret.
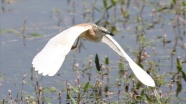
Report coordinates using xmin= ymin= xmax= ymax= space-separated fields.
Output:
xmin=32 ymin=23 xmax=155 ymax=87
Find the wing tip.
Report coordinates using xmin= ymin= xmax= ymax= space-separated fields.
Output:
xmin=145 ymin=80 xmax=156 ymax=87
xmin=32 ymin=66 xmax=57 ymax=77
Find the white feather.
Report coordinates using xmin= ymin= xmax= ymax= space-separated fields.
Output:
xmin=32 ymin=23 xmax=155 ymax=87
xmin=32 ymin=24 xmax=91 ymax=76
xmin=102 ymin=35 xmax=155 ymax=87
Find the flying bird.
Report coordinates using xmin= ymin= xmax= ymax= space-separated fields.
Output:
xmin=32 ymin=23 xmax=155 ymax=87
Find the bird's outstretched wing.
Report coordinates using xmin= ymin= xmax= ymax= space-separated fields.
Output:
xmin=102 ymin=35 xmax=155 ymax=87
xmin=32 ymin=24 xmax=92 ymax=76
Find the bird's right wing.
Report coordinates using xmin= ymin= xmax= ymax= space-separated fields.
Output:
xmin=102 ymin=35 xmax=155 ymax=87
xmin=32 ymin=24 xmax=92 ymax=76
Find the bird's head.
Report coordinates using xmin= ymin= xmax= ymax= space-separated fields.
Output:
xmin=92 ymin=23 xmax=114 ymax=36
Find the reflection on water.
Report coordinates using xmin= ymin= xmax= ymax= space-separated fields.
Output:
xmin=0 ymin=0 xmax=186 ymax=103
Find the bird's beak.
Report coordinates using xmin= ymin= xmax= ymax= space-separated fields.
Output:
xmin=102 ymin=30 xmax=114 ymax=36
xmin=108 ymin=32 xmax=114 ymax=36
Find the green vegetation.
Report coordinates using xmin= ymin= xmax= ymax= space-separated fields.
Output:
xmin=1 ymin=0 xmax=186 ymax=103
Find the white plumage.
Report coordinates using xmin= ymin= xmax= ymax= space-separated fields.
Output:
xmin=32 ymin=23 xmax=155 ymax=87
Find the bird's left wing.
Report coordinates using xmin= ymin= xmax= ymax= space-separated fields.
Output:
xmin=102 ymin=35 xmax=155 ymax=87
xmin=32 ymin=24 xmax=92 ymax=76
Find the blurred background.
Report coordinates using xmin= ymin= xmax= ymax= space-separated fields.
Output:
xmin=0 ymin=0 xmax=186 ymax=103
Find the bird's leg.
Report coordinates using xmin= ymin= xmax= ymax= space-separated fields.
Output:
xmin=71 ymin=38 xmax=79 ymax=50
